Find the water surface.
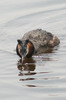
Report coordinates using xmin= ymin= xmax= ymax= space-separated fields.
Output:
xmin=0 ymin=0 xmax=66 ymax=100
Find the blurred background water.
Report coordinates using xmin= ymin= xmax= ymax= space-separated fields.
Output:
xmin=0 ymin=0 xmax=66 ymax=100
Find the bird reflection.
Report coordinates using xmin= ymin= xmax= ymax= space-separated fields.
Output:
xmin=17 ymin=57 xmax=36 ymax=76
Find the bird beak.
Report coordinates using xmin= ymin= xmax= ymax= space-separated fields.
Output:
xmin=21 ymin=47 xmax=27 ymax=64
xmin=21 ymin=55 xmax=24 ymax=64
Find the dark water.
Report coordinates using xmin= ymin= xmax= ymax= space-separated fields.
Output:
xmin=0 ymin=0 xmax=66 ymax=100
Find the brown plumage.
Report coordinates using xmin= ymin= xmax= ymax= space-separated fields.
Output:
xmin=26 ymin=40 xmax=35 ymax=58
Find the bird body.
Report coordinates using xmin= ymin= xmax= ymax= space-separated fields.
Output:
xmin=22 ymin=29 xmax=60 ymax=54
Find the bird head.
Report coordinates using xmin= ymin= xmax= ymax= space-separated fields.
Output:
xmin=17 ymin=39 xmax=27 ymax=63
xmin=17 ymin=39 xmax=35 ymax=64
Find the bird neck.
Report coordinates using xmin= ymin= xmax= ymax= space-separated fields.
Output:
xmin=26 ymin=42 xmax=34 ymax=58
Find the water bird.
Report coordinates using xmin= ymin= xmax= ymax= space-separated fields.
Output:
xmin=16 ymin=29 xmax=60 ymax=63
xmin=16 ymin=39 xmax=35 ymax=63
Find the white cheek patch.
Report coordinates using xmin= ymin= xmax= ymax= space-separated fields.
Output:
xmin=18 ymin=48 xmax=22 ymax=56
xmin=18 ymin=48 xmax=21 ymax=52
xmin=26 ymin=47 xmax=29 ymax=55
